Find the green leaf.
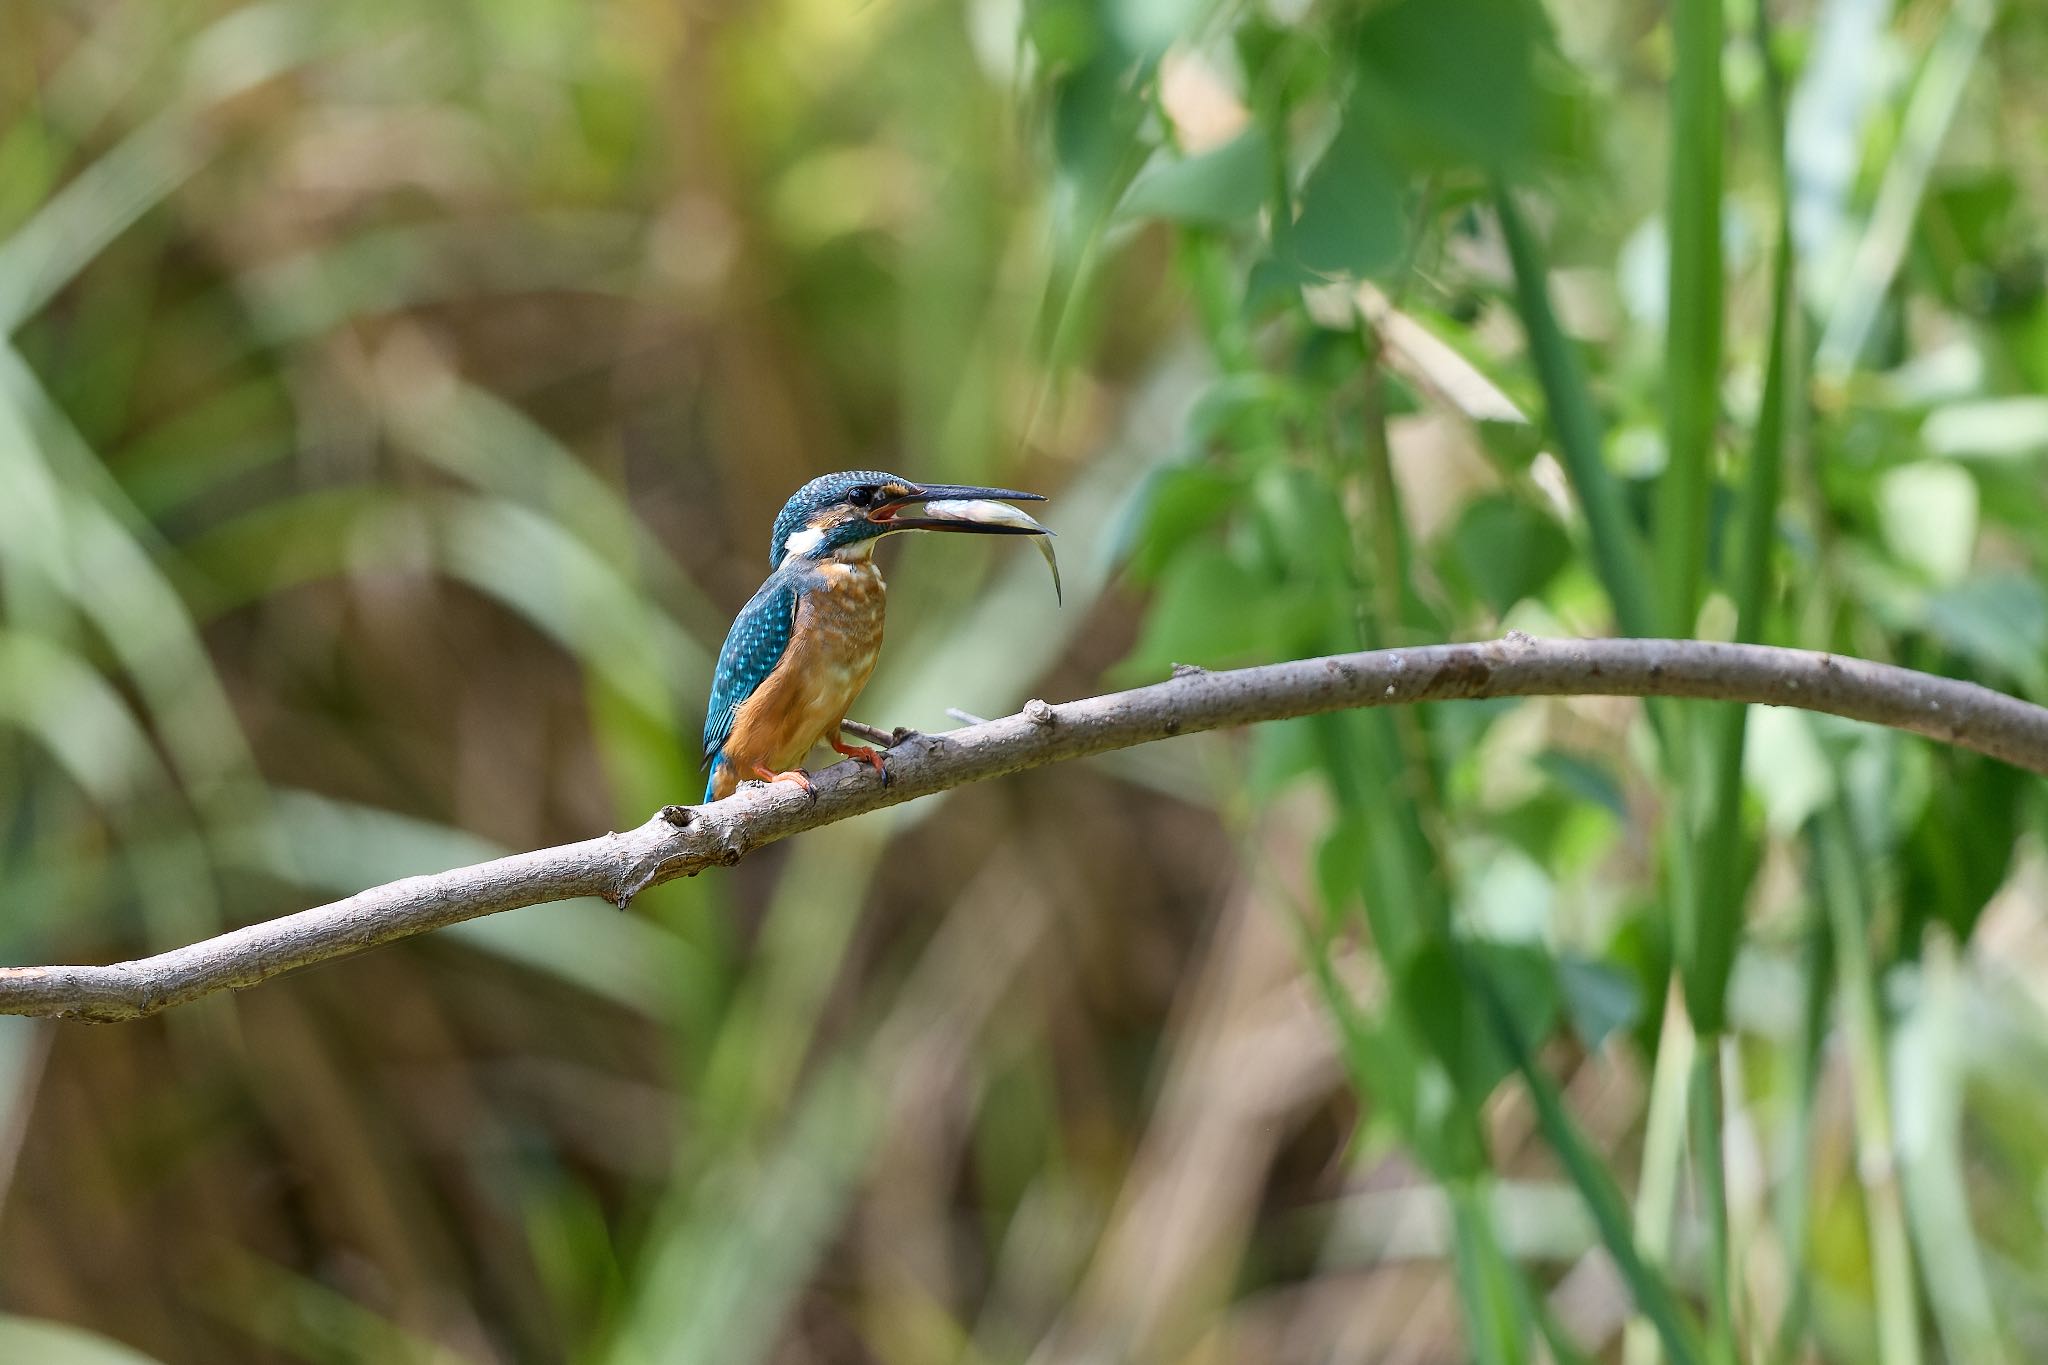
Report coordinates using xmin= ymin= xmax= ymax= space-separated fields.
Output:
xmin=1494 ymin=190 xmax=1657 ymax=639
xmin=1923 ymin=571 xmax=2048 ymax=692
xmin=0 ymin=1317 xmax=158 ymax=1365
xmin=1922 ymin=397 xmax=2048 ymax=462
xmin=1900 ymin=753 xmax=2024 ymax=944
xmin=1117 ymin=463 xmax=1243 ymax=580
xmin=1532 ymin=749 xmax=1627 ymax=819
xmin=1556 ymin=954 xmax=1641 ymax=1048
xmin=1401 ymin=939 xmax=1558 ymax=1103
xmin=1743 ymin=706 xmax=1834 ymax=837
xmin=1244 ymin=252 xmax=1318 ymax=314
xmin=1446 ymin=495 xmax=1572 ymax=616
xmin=1462 ymin=948 xmax=1708 ymax=1365
xmin=1281 ymin=112 xmax=1405 ymax=277
xmin=1879 ymin=460 xmax=1978 ymax=585
xmin=1120 ymin=131 xmax=1272 ymax=227
xmin=1352 ymin=0 xmax=1540 ymax=172
xmin=1118 ymin=545 xmax=1305 ymax=678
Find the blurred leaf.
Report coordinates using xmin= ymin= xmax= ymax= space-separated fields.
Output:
xmin=1744 ymin=706 xmax=1834 ymax=837
xmin=1245 ymin=253 xmax=1319 ymax=313
xmin=1119 ymin=544 xmax=1308 ymax=678
xmin=1785 ymin=0 xmax=1895 ymax=277
xmin=1464 ymin=947 xmax=1707 ymax=1365
xmin=1922 ymin=572 xmax=2048 ymax=692
xmin=1121 ymin=132 xmax=1272 ymax=227
xmin=437 ymin=498 xmax=702 ymax=722
xmin=1531 ymin=749 xmax=1626 ymax=820
xmin=1118 ymin=464 xmax=1244 ymax=580
xmin=1352 ymin=0 xmax=1540 ymax=173
xmin=1900 ymin=755 xmax=2023 ymax=945
xmin=617 ymin=1060 xmax=879 ymax=1365
xmin=1033 ymin=8 xmax=1153 ymax=236
xmin=0 ymin=345 xmax=257 ymax=795
xmin=1557 ymin=954 xmax=1641 ymax=1049
xmin=1024 ymin=0 xmax=1105 ymax=66
xmin=0 ymin=2 xmax=323 ymax=332
xmin=1281 ymin=111 xmax=1405 ymax=278
xmin=1922 ymin=397 xmax=2048 ymax=461
xmin=1316 ymin=809 xmax=1370 ymax=914
xmin=1494 ymin=191 xmax=1657 ymax=638
xmin=1401 ymin=939 xmax=1558 ymax=1103
xmin=0 ymin=1317 xmax=158 ymax=1365
xmin=1449 ymin=1181 xmax=1535 ymax=1365
xmin=1248 ymin=713 xmax=1324 ymax=798
xmin=1446 ymin=495 xmax=1572 ymax=617
xmin=1893 ymin=938 xmax=2013 ymax=1363
xmin=0 ymin=632 xmax=163 ymax=807
xmin=1878 ymin=461 xmax=1978 ymax=585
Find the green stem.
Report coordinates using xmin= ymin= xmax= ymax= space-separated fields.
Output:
xmin=1626 ymin=983 xmax=1696 ymax=1365
xmin=1688 ymin=1042 xmax=1737 ymax=1365
xmin=1813 ymin=0 xmax=1997 ymax=381
xmin=1656 ymin=0 xmax=1726 ymax=639
xmin=1461 ymin=944 xmax=1708 ymax=1365
xmin=1493 ymin=187 xmax=1656 ymax=641
xmin=1815 ymin=802 xmax=1923 ymax=1365
xmin=1767 ymin=904 xmax=1829 ymax=1364
xmin=1689 ymin=0 xmax=1800 ymax=1038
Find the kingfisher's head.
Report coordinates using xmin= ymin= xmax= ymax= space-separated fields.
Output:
xmin=768 ymin=470 xmax=1050 ymax=569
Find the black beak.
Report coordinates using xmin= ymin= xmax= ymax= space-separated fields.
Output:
xmin=869 ymin=482 xmax=1050 ymax=534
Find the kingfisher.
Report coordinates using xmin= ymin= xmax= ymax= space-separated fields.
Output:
xmin=700 ymin=471 xmax=1053 ymax=803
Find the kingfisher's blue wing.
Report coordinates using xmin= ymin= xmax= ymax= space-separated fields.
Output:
xmin=702 ymin=577 xmax=799 ymax=770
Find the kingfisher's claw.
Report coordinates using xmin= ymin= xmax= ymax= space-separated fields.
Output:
xmin=828 ymin=734 xmax=887 ymax=782
xmin=750 ymin=765 xmax=816 ymax=801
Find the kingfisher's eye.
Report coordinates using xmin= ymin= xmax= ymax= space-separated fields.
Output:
xmin=847 ymin=486 xmax=877 ymax=507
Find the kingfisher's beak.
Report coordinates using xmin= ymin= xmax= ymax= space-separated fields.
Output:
xmin=866 ymin=483 xmax=1049 ymax=535
xmin=868 ymin=481 xmax=1061 ymax=603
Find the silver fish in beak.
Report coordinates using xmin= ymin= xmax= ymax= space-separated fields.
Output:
xmin=917 ymin=498 xmax=1061 ymax=604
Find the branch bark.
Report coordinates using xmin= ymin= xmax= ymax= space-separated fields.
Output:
xmin=7 ymin=634 xmax=2045 ymax=1022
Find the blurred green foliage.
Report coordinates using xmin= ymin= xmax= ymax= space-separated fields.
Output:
xmin=3 ymin=0 xmax=2048 ymax=1361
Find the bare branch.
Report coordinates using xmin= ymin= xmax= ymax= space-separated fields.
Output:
xmin=7 ymin=634 xmax=2045 ymax=1022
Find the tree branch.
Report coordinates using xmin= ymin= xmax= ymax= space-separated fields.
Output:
xmin=7 ymin=634 xmax=2044 ymax=1022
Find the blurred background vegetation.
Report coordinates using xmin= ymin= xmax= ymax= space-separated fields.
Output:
xmin=2 ymin=0 xmax=2047 ymax=1359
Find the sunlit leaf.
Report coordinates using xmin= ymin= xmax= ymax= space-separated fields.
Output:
xmin=0 ymin=1316 xmax=158 ymax=1365
xmin=1878 ymin=460 xmax=1978 ymax=585
xmin=1923 ymin=397 xmax=2048 ymax=461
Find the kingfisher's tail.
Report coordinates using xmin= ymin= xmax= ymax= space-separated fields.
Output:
xmin=702 ymin=755 xmax=727 ymax=804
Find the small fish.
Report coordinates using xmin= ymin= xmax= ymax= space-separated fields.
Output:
xmin=921 ymin=498 xmax=1062 ymax=604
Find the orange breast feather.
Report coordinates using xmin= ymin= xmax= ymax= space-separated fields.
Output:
xmin=713 ymin=564 xmax=884 ymax=797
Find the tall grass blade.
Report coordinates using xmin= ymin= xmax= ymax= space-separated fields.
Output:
xmin=1450 ymin=1180 xmax=1533 ymax=1365
xmin=1460 ymin=943 xmax=1707 ymax=1365
xmin=1813 ymin=801 xmax=1923 ymax=1365
xmin=1813 ymin=0 xmax=1997 ymax=381
xmin=1894 ymin=932 xmax=2010 ymax=1363
xmin=1656 ymin=0 xmax=1725 ymax=640
xmin=0 ymin=2 xmax=321 ymax=334
xmin=1493 ymin=189 xmax=1656 ymax=640
xmin=1693 ymin=0 xmax=1799 ymax=1033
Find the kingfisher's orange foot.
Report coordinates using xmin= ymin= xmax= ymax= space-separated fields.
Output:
xmin=829 ymin=734 xmax=889 ymax=784
xmin=750 ymin=764 xmax=816 ymax=800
